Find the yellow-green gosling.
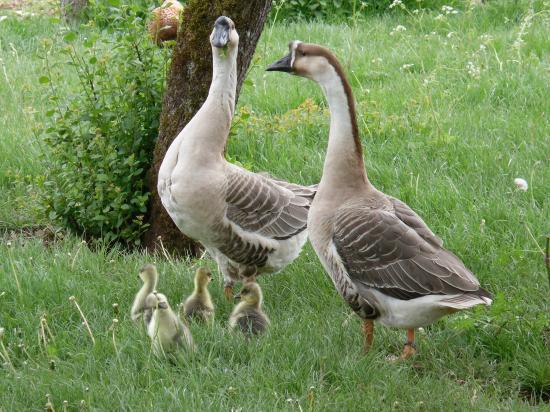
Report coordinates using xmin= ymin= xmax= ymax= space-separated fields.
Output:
xmin=182 ymin=267 xmax=215 ymax=323
xmin=146 ymin=292 xmax=194 ymax=355
xmin=131 ymin=263 xmax=158 ymax=325
xmin=229 ymin=282 xmax=269 ymax=337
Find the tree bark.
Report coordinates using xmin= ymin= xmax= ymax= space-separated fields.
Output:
xmin=144 ymin=0 xmax=273 ymax=256
xmin=60 ymin=0 xmax=88 ymax=21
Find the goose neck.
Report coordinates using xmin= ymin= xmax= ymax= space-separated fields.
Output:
xmin=316 ymin=65 xmax=368 ymax=194
xmin=208 ymin=46 xmax=237 ymax=116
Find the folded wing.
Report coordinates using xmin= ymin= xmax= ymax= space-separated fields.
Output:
xmin=332 ymin=204 xmax=484 ymax=300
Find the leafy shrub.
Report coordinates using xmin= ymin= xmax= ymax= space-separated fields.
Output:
xmin=39 ymin=3 xmax=171 ymax=245
xmin=271 ymin=0 xmax=469 ymax=22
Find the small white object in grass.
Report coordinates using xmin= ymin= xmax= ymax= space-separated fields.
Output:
xmin=0 ymin=16 xmax=7 ymax=23
xmin=0 ymin=327 xmax=4 ymax=338
xmin=389 ymin=0 xmax=402 ymax=8
xmin=390 ymin=25 xmax=406 ymax=36
xmin=514 ymin=178 xmax=528 ymax=191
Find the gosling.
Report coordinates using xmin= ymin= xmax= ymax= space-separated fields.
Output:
xmin=229 ymin=282 xmax=269 ymax=337
xmin=131 ymin=263 xmax=158 ymax=325
xmin=181 ymin=267 xmax=215 ymax=323
xmin=146 ymin=292 xmax=194 ymax=355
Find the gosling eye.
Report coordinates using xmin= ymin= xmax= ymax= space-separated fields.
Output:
xmin=242 ymin=288 xmax=249 ymax=294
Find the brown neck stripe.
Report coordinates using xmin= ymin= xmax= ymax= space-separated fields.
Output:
xmin=299 ymin=43 xmax=362 ymax=159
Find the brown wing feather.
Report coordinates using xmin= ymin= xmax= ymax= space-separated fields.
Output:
xmin=332 ymin=205 xmax=485 ymax=300
xmin=388 ymin=196 xmax=443 ymax=247
xmin=225 ymin=169 xmax=316 ymax=240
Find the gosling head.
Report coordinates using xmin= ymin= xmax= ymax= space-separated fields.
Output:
xmin=210 ymin=16 xmax=238 ymax=51
xmin=138 ymin=263 xmax=158 ymax=284
xmin=194 ymin=267 xmax=212 ymax=288
xmin=234 ymin=282 xmax=263 ymax=307
xmin=145 ymin=292 xmax=170 ymax=310
xmin=266 ymin=41 xmax=342 ymax=83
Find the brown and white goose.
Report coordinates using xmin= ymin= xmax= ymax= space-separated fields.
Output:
xmin=157 ymin=17 xmax=316 ymax=298
xmin=267 ymin=42 xmax=492 ymax=359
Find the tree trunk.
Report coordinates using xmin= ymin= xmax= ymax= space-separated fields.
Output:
xmin=144 ymin=0 xmax=273 ymax=256
xmin=60 ymin=0 xmax=88 ymax=21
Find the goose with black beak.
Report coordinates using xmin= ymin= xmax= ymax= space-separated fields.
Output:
xmin=267 ymin=42 xmax=492 ymax=359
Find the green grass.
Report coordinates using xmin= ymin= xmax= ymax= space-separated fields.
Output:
xmin=1 ymin=0 xmax=549 ymax=410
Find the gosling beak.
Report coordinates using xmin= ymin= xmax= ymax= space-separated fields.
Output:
xmin=158 ymin=302 xmax=168 ymax=309
xmin=266 ymin=53 xmax=292 ymax=72
xmin=212 ymin=16 xmax=231 ymax=48
xmin=233 ymin=292 xmax=241 ymax=301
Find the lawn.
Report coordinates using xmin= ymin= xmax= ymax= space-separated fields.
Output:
xmin=1 ymin=0 xmax=549 ymax=410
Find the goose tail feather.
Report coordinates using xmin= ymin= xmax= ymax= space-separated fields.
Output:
xmin=438 ymin=290 xmax=492 ymax=309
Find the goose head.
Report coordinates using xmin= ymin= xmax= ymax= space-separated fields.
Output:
xmin=267 ymin=41 xmax=342 ymax=83
xmin=194 ymin=267 xmax=212 ymax=289
xmin=234 ymin=282 xmax=263 ymax=307
xmin=146 ymin=292 xmax=170 ymax=310
xmin=210 ymin=16 xmax=238 ymax=52
xmin=138 ymin=263 xmax=158 ymax=285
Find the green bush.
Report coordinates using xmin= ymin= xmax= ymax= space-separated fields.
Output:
xmin=39 ymin=4 xmax=171 ymax=246
xmin=271 ymin=0 xmax=469 ymax=22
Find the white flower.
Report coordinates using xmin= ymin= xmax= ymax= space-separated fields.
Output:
xmin=434 ymin=14 xmax=445 ymax=21
xmin=401 ymin=63 xmax=414 ymax=71
xmin=389 ymin=0 xmax=402 ymax=8
xmin=514 ymin=178 xmax=528 ymax=191
xmin=390 ymin=25 xmax=407 ymax=36
xmin=447 ymin=32 xmax=455 ymax=38
xmin=0 ymin=16 xmax=7 ymax=23
xmin=479 ymin=44 xmax=486 ymax=50
xmin=466 ymin=61 xmax=480 ymax=79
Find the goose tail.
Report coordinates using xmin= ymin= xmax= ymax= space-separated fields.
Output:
xmin=438 ymin=288 xmax=492 ymax=309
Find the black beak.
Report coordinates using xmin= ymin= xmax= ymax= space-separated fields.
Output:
xmin=233 ymin=292 xmax=241 ymax=301
xmin=158 ymin=302 xmax=168 ymax=309
xmin=266 ymin=53 xmax=292 ymax=72
xmin=212 ymin=16 xmax=231 ymax=48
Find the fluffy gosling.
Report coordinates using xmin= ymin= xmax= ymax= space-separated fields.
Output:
xmin=146 ymin=292 xmax=194 ymax=355
xmin=229 ymin=282 xmax=269 ymax=337
xmin=130 ymin=263 xmax=158 ymax=325
xmin=182 ymin=267 xmax=215 ymax=323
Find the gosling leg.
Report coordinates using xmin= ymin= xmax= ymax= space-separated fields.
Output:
xmin=223 ymin=282 xmax=234 ymax=301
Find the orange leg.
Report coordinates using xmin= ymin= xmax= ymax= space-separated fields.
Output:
xmin=362 ymin=319 xmax=374 ymax=353
xmin=400 ymin=328 xmax=417 ymax=360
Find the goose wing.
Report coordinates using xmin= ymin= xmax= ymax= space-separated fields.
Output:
xmin=332 ymin=205 xmax=483 ymax=300
xmin=387 ymin=196 xmax=443 ymax=247
xmin=225 ymin=168 xmax=316 ymax=240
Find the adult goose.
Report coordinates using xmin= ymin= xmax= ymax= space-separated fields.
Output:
xmin=158 ymin=17 xmax=316 ymax=298
xmin=267 ymin=42 xmax=492 ymax=359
